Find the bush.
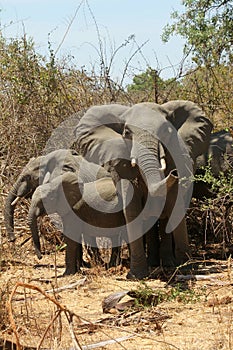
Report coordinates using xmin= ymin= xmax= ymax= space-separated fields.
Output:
xmin=188 ymin=162 xmax=233 ymax=259
xmin=0 ymin=34 xmax=131 ymax=185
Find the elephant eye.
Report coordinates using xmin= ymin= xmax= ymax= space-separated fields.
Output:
xmin=22 ymin=174 xmax=31 ymax=182
xmin=123 ymin=127 xmax=132 ymax=139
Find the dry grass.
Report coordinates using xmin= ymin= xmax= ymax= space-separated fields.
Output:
xmin=1 ymin=203 xmax=233 ymax=350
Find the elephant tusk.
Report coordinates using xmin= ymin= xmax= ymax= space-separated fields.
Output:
xmin=159 ymin=157 xmax=166 ymax=171
xmin=43 ymin=171 xmax=51 ymax=184
xmin=131 ymin=158 xmax=137 ymax=167
xmin=11 ymin=196 xmax=21 ymax=206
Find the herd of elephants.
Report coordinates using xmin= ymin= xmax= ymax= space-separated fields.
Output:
xmin=4 ymin=101 xmax=233 ymax=280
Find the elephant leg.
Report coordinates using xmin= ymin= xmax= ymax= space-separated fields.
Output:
xmin=144 ymin=222 xmax=160 ymax=267
xmin=63 ymin=235 xmax=82 ymax=275
xmin=160 ymin=217 xmax=190 ymax=266
xmin=107 ymin=245 xmax=121 ymax=268
xmin=84 ymin=236 xmax=103 ymax=266
xmin=125 ymin=214 xmax=148 ymax=279
xmin=90 ymin=246 xmax=102 ymax=265
xmin=172 ymin=217 xmax=190 ymax=264
xmin=121 ymin=179 xmax=148 ymax=280
xmin=159 ymin=218 xmax=176 ymax=267
xmin=127 ymin=236 xmax=148 ymax=279
xmin=105 ymin=234 xmax=122 ymax=269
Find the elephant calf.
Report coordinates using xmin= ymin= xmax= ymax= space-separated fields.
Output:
xmin=28 ymin=172 xmax=127 ymax=275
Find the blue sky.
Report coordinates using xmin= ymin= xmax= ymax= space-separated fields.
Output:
xmin=0 ymin=0 xmax=186 ymax=83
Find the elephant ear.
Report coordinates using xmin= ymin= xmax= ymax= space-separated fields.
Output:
xmin=60 ymin=172 xmax=83 ymax=207
xmin=24 ymin=155 xmax=44 ymax=189
xmin=162 ymin=100 xmax=213 ymax=164
xmin=75 ymin=104 xmax=128 ymax=138
xmin=39 ymin=173 xmax=82 ymax=217
xmin=74 ymin=104 xmax=134 ymax=177
xmin=43 ymin=171 xmax=51 ymax=184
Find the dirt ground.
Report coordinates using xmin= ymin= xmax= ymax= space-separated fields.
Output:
xmin=1 ymin=202 xmax=233 ymax=350
xmin=1 ymin=238 xmax=233 ymax=349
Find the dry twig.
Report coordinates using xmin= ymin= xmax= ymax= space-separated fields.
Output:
xmin=45 ymin=278 xmax=87 ymax=294
xmin=7 ymin=282 xmax=83 ymax=350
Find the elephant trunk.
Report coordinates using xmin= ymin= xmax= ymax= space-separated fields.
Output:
xmin=4 ymin=190 xmax=18 ymax=242
xmin=27 ymin=202 xmax=45 ymax=259
xmin=131 ymin=136 xmax=165 ymax=197
xmin=4 ymin=176 xmax=28 ymax=242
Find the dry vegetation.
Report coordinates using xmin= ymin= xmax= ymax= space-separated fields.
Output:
xmin=1 ymin=214 xmax=233 ymax=350
xmin=0 ymin=32 xmax=233 ymax=349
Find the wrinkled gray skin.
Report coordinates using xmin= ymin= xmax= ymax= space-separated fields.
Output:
xmin=28 ymin=171 xmax=178 ymax=275
xmin=193 ymin=128 xmax=233 ymax=199
xmin=197 ymin=128 xmax=233 ymax=175
xmin=4 ymin=149 xmax=109 ymax=242
xmin=75 ymin=101 xmax=213 ymax=279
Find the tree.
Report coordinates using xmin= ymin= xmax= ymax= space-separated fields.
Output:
xmin=178 ymin=64 xmax=233 ymax=123
xmin=127 ymin=67 xmax=182 ymax=103
xmin=162 ymin=0 xmax=233 ymax=66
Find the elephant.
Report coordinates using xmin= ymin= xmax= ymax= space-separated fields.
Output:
xmin=27 ymin=170 xmax=178 ymax=275
xmin=193 ymin=127 xmax=233 ymax=199
xmin=4 ymin=149 xmax=110 ymax=242
xmin=150 ymin=127 xmax=233 ymax=264
xmin=74 ymin=101 xmax=213 ymax=279
xmin=196 ymin=127 xmax=233 ymax=175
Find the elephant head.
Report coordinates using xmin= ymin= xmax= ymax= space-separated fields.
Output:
xmin=196 ymin=127 xmax=233 ymax=176
xmin=27 ymin=171 xmax=83 ymax=259
xmin=4 ymin=149 xmax=94 ymax=242
xmin=75 ymin=101 xmax=213 ymax=279
xmin=4 ymin=156 xmax=44 ymax=242
xmin=193 ymin=127 xmax=233 ymax=199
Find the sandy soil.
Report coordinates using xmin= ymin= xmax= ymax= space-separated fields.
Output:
xmin=1 ymin=229 xmax=233 ymax=350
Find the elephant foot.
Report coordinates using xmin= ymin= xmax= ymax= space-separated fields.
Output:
xmin=175 ymin=253 xmax=190 ymax=266
xmin=126 ymin=268 xmax=149 ymax=280
xmin=161 ymin=256 xmax=177 ymax=267
xmin=81 ymin=260 xmax=91 ymax=268
xmin=148 ymin=266 xmax=164 ymax=279
xmin=147 ymin=256 xmax=160 ymax=268
xmin=35 ymin=249 xmax=42 ymax=260
xmin=63 ymin=266 xmax=80 ymax=276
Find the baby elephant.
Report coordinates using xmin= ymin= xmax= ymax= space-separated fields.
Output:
xmin=28 ymin=172 xmax=126 ymax=275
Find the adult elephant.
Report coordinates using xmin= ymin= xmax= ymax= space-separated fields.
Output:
xmin=4 ymin=149 xmax=109 ymax=242
xmin=74 ymin=101 xmax=213 ymax=279
xmin=196 ymin=127 xmax=233 ymax=175
xmin=193 ymin=127 xmax=233 ymax=199
xmin=28 ymin=171 xmax=178 ymax=275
